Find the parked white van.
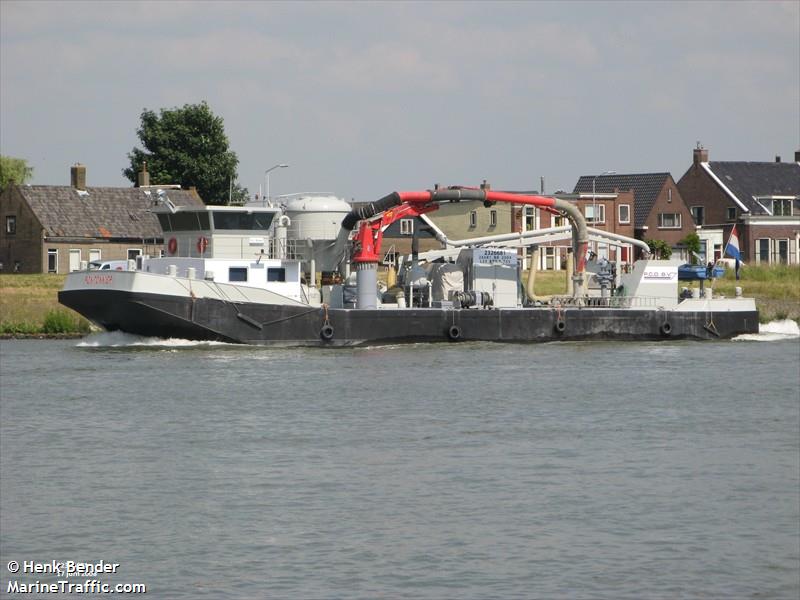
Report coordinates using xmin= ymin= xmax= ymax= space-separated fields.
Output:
xmin=88 ymin=260 xmax=130 ymax=271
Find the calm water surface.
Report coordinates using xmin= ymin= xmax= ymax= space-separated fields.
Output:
xmin=1 ymin=334 xmax=798 ymax=599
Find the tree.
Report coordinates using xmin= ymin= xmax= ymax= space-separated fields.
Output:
xmin=646 ymin=238 xmax=672 ymax=259
xmin=123 ymin=101 xmax=248 ymax=204
xmin=679 ymin=232 xmax=702 ymax=264
xmin=0 ymin=156 xmax=33 ymax=191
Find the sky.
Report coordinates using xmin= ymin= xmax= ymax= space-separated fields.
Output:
xmin=1 ymin=0 xmax=798 ymax=203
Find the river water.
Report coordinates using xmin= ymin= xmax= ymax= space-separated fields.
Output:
xmin=1 ymin=324 xmax=798 ymax=599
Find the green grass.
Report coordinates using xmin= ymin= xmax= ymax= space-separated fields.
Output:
xmin=0 ymin=274 xmax=91 ymax=335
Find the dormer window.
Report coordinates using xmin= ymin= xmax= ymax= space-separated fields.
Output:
xmin=771 ymin=198 xmax=793 ymax=216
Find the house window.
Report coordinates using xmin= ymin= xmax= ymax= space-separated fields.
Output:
xmin=755 ymin=239 xmax=770 ymax=263
xmin=127 ymin=248 xmax=142 ymax=260
xmin=89 ymin=249 xmax=101 ymax=263
xmin=773 ymin=239 xmax=789 ymax=264
xmin=690 ymin=206 xmax=704 ymax=226
xmin=5 ymin=215 xmax=16 ymax=234
xmin=667 ymin=188 xmax=672 ymax=203
xmin=618 ymin=204 xmax=630 ymax=224
xmin=727 ymin=207 xmax=737 ymax=221
xmin=489 ymin=210 xmax=497 ymax=227
xmin=47 ymin=249 xmax=58 ymax=273
xmin=585 ymin=204 xmax=605 ymax=224
xmin=469 ymin=211 xmax=477 ymax=228
xmin=554 ymin=215 xmax=566 ymax=227
xmin=267 ymin=267 xmax=286 ymax=282
xmin=229 ymin=267 xmax=248 ymax=282
xmin=399 ymin=219 xmax=414 ymax=235
xmin=524 ymin=207 xmax=536 ymax=231
xmin=772 ymin=199 xmax=793 ymax=216
xmin=657 ymin=213 xmax=681 ymax=229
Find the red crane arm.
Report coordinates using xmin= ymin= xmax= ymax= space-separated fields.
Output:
xmin=352 ymin=201 xmax=440 ymax=264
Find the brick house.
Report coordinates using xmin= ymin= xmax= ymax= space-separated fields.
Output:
xmin=573 ymin=173 xmax=696 ymax=258
xmin=0 ymin=164 xmax=204 ymax=274
xmin=528 ymin=190 xmax=637 ymax=269
xmin=677 ymin=147 xmax=800 ymax=264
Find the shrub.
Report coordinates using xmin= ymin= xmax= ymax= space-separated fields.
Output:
xmin=42 ymin=309 xmax=78 ymax=334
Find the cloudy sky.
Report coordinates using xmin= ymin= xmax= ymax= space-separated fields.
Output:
xmin=1 ymin=0 xmax=798 ymax=202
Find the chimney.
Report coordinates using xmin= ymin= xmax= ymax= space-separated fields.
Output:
xmin=775 ymin=155 xmax=781 ymax=163
xmin=137 ymin=161 xmax=150 ymax=187
xmin=70 ymin=163 xmax=86 ymax=190
xmin=693 ymin=143 xmax=708 ymax=166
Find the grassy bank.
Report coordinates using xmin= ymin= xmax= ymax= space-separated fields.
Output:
xmin=0 ymin=265 xmax=797 ymax=337
xmin=0 ymin=274 xmax=91 ymax=336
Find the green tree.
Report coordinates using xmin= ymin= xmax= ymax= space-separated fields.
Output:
xmin=123 ymin=101 xmax=248 ymax=204
xmin=679 ymin=232 xmax=702 ymax=264
xmin=0 ymin=156 xmax=33 ymax=191
xmin=646 ymin=239 xmax=672 ymax=259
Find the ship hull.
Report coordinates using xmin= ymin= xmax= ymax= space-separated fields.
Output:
xmin=59 ymin=288 xmax=760 ymax=346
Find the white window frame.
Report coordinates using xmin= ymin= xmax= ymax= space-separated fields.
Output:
xmin=89 ymin=249 xmax=101 ymax=263
xmin=68 ymin=249 xmax=82 ymax=272
xmin=585 ymin=204 xmax=605 ymax=224
xmin=773 ymin=238 xmax=790 ymax=264
xmin=5 ymin=215 xmax=16 ymax=234
xmin=469 ymin=211 xmax=477 ymax=228
xmin=618 ymin=204 xmax=630 ymax=224
xmin=771 ymin=199 xmax=793 ymax=216
xmin=756 ymin=238 xmax=770 ymax=264
xmin=399 ymin=219 xmax=414 ymax=235
xmin=489 ymin=210 xmax=497 ymax=228
xmin=47 ymin=249 xmax=58 ymax=273
xmin=657 ymin=213 xmax=681 ymax=229
xmin=127 ymin=248 xmax=142 ymax=261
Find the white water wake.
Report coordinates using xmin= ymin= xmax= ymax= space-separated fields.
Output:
xmin=76 ymin=331 xmax=233 ymax=348
xmin=733 ymin=319 xmax=800 ymax=342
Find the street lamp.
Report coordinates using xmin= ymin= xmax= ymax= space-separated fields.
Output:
xmin=592 ymin=170 xmax=616 ymax=225
xmin=264 ymin=163 xmax=289 ymax=207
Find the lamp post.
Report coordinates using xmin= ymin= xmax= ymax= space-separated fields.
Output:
xmin=264 ymin=163 xmax=289 ymax=207
xmin=592 ymin=170 xmax=616 ymax=225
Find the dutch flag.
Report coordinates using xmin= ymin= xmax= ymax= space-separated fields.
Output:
xmin=725 ymin=225 xmax=741 ymax=261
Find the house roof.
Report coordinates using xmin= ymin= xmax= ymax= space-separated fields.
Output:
xmin=573 ymin=173 xmax=671 ymax=228
xmin=15 ymin=185 xmax=204 ymax=239
xmin=702 ymin=161 xmax=800 ymax=215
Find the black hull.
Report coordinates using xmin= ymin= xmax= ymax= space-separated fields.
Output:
xmin=59 ymin=289 xmax=760 ymax=346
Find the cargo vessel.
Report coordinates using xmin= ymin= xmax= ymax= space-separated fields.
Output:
xmin=59 ymin=187 xmax=759 ymax=345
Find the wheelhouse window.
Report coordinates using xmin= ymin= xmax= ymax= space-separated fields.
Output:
xmin=47 ymin=249 xmax=58 ymax=273
xmin=399 ymin=219 xmax=414 ymax=235
xmin=267 ymin=267 xmax=286 ymax=282
xmin=585 ymin=204 xmax=605 ymax=224
xmin=657 ymin=213 xmax=681 ymax=229
xmin=212 ymin=211 xmax=274 ymax=231
xmin=229 ymin=267 xmax=248 ymax=282
xmin=772 ymin=199 xmax=793 ymax=216
xmin=157 ymin=211 xmax=210 ymax=232
xmin=690 ymin=206 xmax=704 ymax=226
xmin=468 ymin=211 xmax=477 ymax=228
xmin=618 ymin=204 xmax=630 ymax=224
xmin=5 ymin=215 xmax=16 ymax=234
